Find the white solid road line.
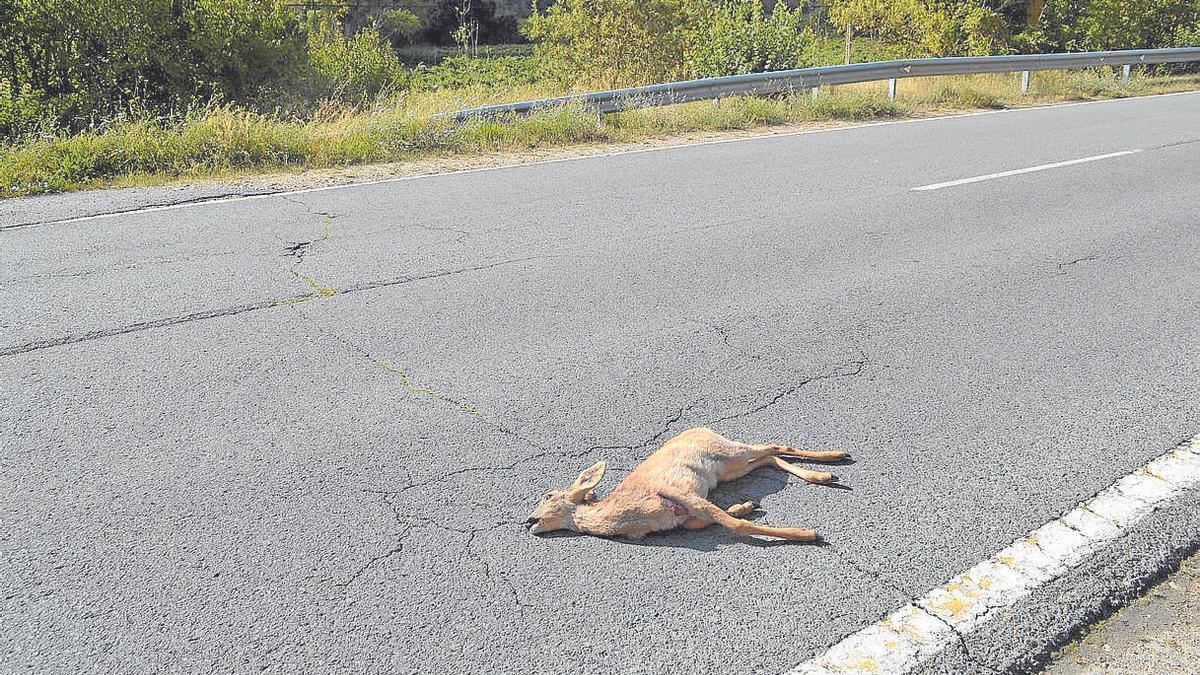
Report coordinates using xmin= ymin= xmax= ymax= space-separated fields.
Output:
xmin=787 ymin=433 xmax=1200 ymax=675
xmin=912 ymin=149 xmax=1142 ymax=191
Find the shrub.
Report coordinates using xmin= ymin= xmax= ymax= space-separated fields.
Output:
xmin=523 ymin=0 xmax=693 ymax=87
xmin=684 ymin=0 xmax=808 ymax=77
xmin=0 ymin=0 xmax=309 ymax=133
xmin=308 ymin=28 xmax=408 ymax=100
xmin=0 ymin=80 xmax=54 ymax=141
xmin=1014 ymin=0 xmax=1200 ymax=53
xmin=412 ymin=0 xmax=522 ymax=46
xmin=410 ymin=54 xmax=540 ymax=91
xmin=828 ymin=0 xmax=1009 ymax=57
xmin=798 ymin=36 xmax=911 ymax=65
xmin=376 ymin=8 xmax=423 ymax=47
xmin=1082 ymin=0 xmax=1200 ymax=50
xmin=524 ymin=0 xmax=816 ymax=87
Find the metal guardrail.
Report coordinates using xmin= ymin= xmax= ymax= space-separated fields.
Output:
xmin=446 ymin=47 xmax=1200 ymax=121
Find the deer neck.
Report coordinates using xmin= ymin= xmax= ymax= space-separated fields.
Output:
xmin=571 ymin=500 xmax=621 ymax=537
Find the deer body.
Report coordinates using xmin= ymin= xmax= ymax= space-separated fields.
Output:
xmin=526 ymin=427 xmax=845 ymax=542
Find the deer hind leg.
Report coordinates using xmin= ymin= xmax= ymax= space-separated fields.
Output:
xmin=743 ymin=453 xmax=835 ymax=484
xmin=681 ymin=501 xmax=755 ymax=529
xmin=771 ymin=456 xmax=835 ymax=484
xmin=752 ymin=443 xmax=846 ymax=462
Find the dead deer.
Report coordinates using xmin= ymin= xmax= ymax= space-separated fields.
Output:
xmin=525 ymin=426 xmax=846 ymax=541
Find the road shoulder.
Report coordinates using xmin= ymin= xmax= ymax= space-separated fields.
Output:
xmin=1041 ymin=548 xmax=1200 ymax=674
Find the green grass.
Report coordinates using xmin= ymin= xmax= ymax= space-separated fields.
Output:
xmin=2 ymin=70 xmax=1198 ymax=198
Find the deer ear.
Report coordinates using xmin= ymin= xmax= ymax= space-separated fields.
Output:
xmin=570 ymin=460 xmax=607 ymax=493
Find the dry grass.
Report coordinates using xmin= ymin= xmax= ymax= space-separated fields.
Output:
xmin=2 ymin=69 xmax=1197 ymax=198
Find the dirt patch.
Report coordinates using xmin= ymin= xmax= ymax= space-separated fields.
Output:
xmin=1042 ymin=549 xmax=1200 ymax=674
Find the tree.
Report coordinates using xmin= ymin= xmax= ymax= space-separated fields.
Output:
xmin=828 ymin=0 xmax=1009 ymax=57
xmin=1083 ymin=0 xmax=1200 ymax=50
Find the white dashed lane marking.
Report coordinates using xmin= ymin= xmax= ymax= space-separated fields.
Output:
xmin=911 ymin=149 xmax=1141 ymax=191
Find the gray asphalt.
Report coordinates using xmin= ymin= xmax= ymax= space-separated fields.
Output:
xmin=2 ymin=92 xmax=1199 ymax=674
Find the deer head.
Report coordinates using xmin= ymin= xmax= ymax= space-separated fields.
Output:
xmin=524 ymin=460 xmax=606 ymax=534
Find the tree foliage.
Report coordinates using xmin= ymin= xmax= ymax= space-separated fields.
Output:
xmin=3 ymin=0 xmax=1199 ymax=141
xmin=1078 ymin=0 xmax=1200 ymax=50
xmin=523 ymin=0 xmax=694 ymax=86
xmin=0 ymin=0 xmax=310 ymax=135
xmin=828 ymin=0 xmax=1010 ymax=56
xmin=685 ymin=1 xmax=808 ymax=77
xmin=308 ymin=27 xmax=407 ymax=100
xmin=1014 ymin=0 xmax=1200 ymax=51
xmin=829 ymin=0 xmax=1200 ymax=56
xmin=0 ymin=0 xmax=419 ymax=138
xmin=524 ymin=0 xmax=813 ymax=86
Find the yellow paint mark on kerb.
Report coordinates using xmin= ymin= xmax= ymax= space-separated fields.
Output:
xmin=374 ymin=360 xmax=499 ymax=428
xmin=850 ymin=657 xmax=881 ymax=673
xmin=927 ymin=595 xmax=971 ymax=620
xmin=1139 ymin=466 xmax=1171 ymax=483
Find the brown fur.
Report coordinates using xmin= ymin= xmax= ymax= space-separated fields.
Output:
xmin=525 ymin=427 xmax=845 ymax=541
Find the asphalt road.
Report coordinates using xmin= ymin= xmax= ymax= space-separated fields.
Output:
xmin=3 ymin=92 xmax=1199 ymax=674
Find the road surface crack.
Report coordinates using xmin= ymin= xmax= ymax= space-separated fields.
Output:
xmin=706 ymin=351 xmax=870 ymax=426
xmin=1 ymin=190 xmax=276 ymax=231
xmin=588 ymin=403 xmax=697 ymax=454
xmin=688 ymin=318 xmax=764 ymax=362
xmin=0 ymin=255 xmax=557 ymax=358
xmin=924 ymin=610 xmax=1002 ymax=674
xmin=344 ymin=491 xmax=531 ymax=612
xmin=464 ymin=527 xmax=535 ymax=614
xmin=290 ymin=307 xmax=520 ymax=437
xmin=5 ymin=249 xmax=256 ymax=284
xmin=827 ymin=544 xmax=915 ymax=602
xmin=282 ymin=240 xmax=312 ymax=261
xmin=820 ymin=541 xmax=999 ymax=673
xmin=1055 ymin=255 xmax=1099 ymax=276
xmin=407 ymin=222 xmax=472 ymax=245
xmin=280 ymin=196 xmax=339 ymax=262
xmin=338 ymin=491 xmax=412 ymax=587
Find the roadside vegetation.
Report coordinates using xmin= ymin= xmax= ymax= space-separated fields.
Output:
xmin=2 ymin=0 xmax=1199 ymax=197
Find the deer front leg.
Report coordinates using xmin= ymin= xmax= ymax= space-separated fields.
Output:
xmin=727 ymin=520 xmax=817 ymax=541
xmin=681 ymin=501 xmax=755 ymax=529
xmin=726 ymin=501 xmax=755 ymax=517
xmin=662 ymin=491 xmax=817 ymax=542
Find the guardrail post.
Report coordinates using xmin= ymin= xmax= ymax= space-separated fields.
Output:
xmin=1021 ymin=70 xmax=1031 ymax=95
xmin=1122 ymin=64 xmax=1132 ymax=86
xmin=887 ymin=78 xmax=897 ymax=100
